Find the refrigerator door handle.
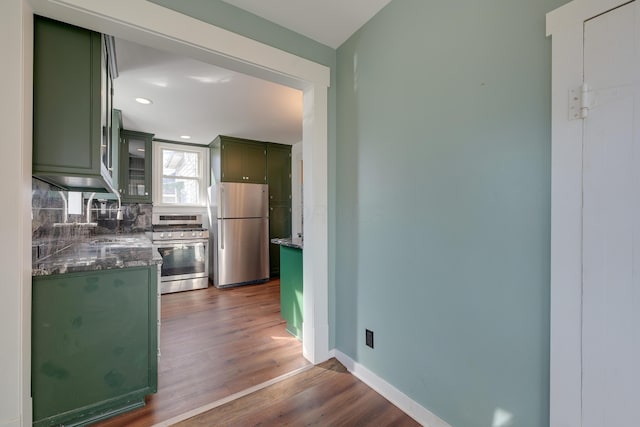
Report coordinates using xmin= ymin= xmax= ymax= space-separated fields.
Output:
xmin=220 ymin=221 xmax=224 ymax=250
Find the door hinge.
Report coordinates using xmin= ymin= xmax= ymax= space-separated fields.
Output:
xmin=569 ymin=83 xmax=591 ymax=120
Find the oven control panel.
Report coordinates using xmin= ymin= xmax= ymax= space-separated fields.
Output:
xmin=152 ymin=229 xmax=209 ymax=241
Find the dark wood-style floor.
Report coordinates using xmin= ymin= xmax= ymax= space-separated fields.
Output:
xmin=175 ymin=358 xmax=421 ymax=427
xmin=95 ymin=279 xmax=309 ymax=426
xmin=94 ymin=279 xmax=419 ymax=426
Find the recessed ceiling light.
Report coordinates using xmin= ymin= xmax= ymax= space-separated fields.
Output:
xmin=135 ymin=97 xmax=152 ymax=105
xmin=136 ymin=148 xmax=145 ymax=152
xmin=180 ymin=135 xmax=191 ymax=139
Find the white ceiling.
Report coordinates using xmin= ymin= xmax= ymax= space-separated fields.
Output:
xmin=113 ymin=38 xmax=303 ymax=146
xmin=220 ymin=0 xmax=393 ymax=49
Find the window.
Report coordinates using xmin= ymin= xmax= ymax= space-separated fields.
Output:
xmin=153 ymin=142 xmax=209 ymax=206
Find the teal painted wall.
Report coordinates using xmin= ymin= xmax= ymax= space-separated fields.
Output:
xmin=147 ymin=0 xmax=338 ymax=347
xmin=335 ymin=1 xmax=568 ymax=426
xmin=147 ymin=0 xmax=574 ymax=425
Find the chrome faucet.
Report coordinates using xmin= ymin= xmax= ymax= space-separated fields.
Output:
xmin=86 ymin=192 xmax=96 ymax=223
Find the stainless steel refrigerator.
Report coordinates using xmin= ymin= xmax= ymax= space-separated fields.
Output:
xmin=209 ymin=182 xmax=270 ymax=288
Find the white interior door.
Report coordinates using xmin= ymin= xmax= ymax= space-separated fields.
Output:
xmin=582 ymin=2 xmax=640 ymax=425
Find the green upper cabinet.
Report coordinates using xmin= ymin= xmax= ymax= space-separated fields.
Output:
xmin=33 ymin=16 xmax=117 ymax=192
xmin=214 ymin=135 xmax=267 ymax=184
xmin=267 ymin=144 xmax=292 ymax=204
xmin=119 ymin=129 xmax=153 ymax=203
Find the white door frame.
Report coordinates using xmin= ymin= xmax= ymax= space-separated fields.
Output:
xmin=19 ymin=0 xmax=330 ymax=423
xmin=546 ymin=1 xmax=632 ymax=426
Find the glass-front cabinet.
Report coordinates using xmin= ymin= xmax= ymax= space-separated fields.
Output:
xmin=100 ymin=36 xmax=115 ymax=184
xmin=119 ymin=129 xmax=153 ymax=203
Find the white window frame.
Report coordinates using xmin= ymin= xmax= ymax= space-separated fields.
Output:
xmin=152 ymin=141 xmax=209 ymax=207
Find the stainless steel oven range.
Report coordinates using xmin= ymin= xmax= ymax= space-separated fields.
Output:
xmin=152 ymin=213 xmax=209 ymax=294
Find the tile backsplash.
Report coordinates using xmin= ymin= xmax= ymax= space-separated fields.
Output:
xmin=32 ymin=178 xmax=152 ymax=260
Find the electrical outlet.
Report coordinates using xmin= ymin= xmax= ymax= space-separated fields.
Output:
xmin=365 ymin=329 xmax=374 ymax=349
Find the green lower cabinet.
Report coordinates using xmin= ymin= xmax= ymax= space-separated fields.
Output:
xmin=280 ymin=246 xmax=303 ymax=339
xmin=32 ymin=266 xmax=158 ymax=427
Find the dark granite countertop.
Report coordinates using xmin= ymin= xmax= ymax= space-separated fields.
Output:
xmin=271 ymin=237 xmax=303 ymax=250
xmin=32 ymin=233 xmax=161 ymax=277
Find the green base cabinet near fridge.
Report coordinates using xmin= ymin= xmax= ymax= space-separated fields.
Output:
xmin=33 ymin=16 xmax=117 ymax=192
xmin=32 ymin=266 xmax=158 ymax=427
xmin=280 ymin=246 xmax=303 ymax=339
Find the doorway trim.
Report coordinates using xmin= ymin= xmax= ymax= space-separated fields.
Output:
xmin=546 ymin=0 xmax=632 ymax=425
xmin=22 ymin=0 xmax=330 ymax=420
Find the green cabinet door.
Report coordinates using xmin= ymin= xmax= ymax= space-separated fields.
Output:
xmin=32 ymin=266 xmax=158 ymax=427
xmin=219 ymin=136 xmax=267 ymax=184
xmin=33 ymin=16 xmax=114 ymax=192
xmin=243 ymin=143 xmax=268 ymax=183
xmin=119 ymin=130 xmax=153 ymax=203
xmin=269 ymin=204 xmax=292 ymax=276
xmin=280 ymin=246 xmax=303 ymax=339
xmin=267 ymin=144 xmax=292 ymax=204
xmin=220 ymin=139 xmax=245 ymax=182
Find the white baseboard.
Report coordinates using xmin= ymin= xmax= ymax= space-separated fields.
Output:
xmin=332 ymin=350 xmax=452 ymax=427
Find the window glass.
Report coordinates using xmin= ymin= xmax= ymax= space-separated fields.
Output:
xmin=162 ymin=177 xmax=199 ymax=204
xmin=155 ymin=145 xmax=208 ymax=205
xmin=162 ymin=150 xmax=199 ymax=178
